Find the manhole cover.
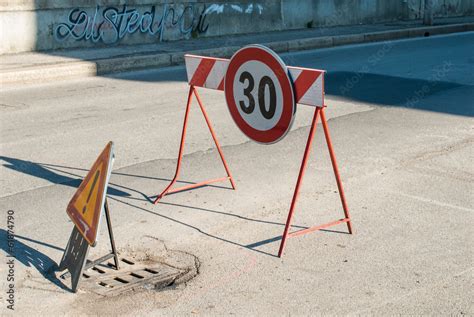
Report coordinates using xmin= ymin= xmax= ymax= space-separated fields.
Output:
xmin=62 ymin=256 xmax=183 ymax=296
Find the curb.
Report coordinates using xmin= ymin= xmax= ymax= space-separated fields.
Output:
xmin=1 ymin=22 xmax=473 ymax=86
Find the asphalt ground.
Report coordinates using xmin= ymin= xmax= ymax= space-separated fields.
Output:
xmin=0 ymin=32 xmax=473 ymax=315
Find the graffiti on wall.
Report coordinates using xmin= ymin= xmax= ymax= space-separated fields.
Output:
xmin=54 ymin=4 xmax=210 ymax=44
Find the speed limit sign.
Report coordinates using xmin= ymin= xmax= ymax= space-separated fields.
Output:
xmin=224 ymin=45 xmax=296 ymax=144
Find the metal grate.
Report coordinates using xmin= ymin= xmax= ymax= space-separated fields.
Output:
xmin=73 ymin=257 xmax=183 ymax=296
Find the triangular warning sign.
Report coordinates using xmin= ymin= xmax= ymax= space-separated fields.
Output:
xmin=66 ymin=142 xmax=114 ymax=246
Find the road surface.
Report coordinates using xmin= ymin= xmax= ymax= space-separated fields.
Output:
xmin=0 ymin=32 xmax=473 ymax=315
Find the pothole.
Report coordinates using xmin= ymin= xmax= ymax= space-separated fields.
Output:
xmin=58 ymin=238 xmax=200 ymax=296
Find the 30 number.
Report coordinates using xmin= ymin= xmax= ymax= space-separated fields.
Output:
xmin=239 ymin=72 xmax=276 ymax=119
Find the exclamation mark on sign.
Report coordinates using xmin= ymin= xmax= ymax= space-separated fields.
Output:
xmin=82 ymin=170 xmax=100 ymax=214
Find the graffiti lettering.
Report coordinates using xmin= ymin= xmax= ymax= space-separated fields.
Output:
xmin=55 ymin=4 xmax=209 ymax=44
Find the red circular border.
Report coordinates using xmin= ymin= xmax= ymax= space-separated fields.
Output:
xmin=225 ymin=46 xmax=295 ymax=144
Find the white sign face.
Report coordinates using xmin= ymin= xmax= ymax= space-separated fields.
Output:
xmin=225 ymin=45 xmax=295 ymax=144
xmin=233 ymin=60 xmax=284 ymax=131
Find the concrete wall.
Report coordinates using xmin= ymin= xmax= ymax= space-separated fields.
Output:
xmin=1 ymin=0 xmax=473 ymax=54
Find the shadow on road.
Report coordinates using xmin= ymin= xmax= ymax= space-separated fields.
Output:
xmin=112 ymin=67 xmax=474 ymax=117
xmin=0 ymin=156 xmax=130 ymax=197
xmin=0 ymin=156 xmax=236 ymax=202
xmin=1 ymin=155 xmax=348 ymax=257
xmin=1 ymin=153 xmax=350 ymax=257
xmin=110 ymin=196 xmax=282 ymax=257
xmin=325 ymin=72 xmax=473 ymax=117
xmin=0 ymin=229 xmax=68 ymax=291
xmin=110 ymin=196 xmax=346 ymax=258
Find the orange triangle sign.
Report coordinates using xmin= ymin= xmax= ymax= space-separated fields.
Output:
xmin=66 ymin=142 xmax=114 ymax=246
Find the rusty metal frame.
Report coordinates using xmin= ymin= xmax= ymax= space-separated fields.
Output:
xmin=153 ymin=85 xmax=236 ymax=204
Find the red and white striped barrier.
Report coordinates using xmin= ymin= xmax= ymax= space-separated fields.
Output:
xmin=185 ymin=55 xmax=228 ymax=91
xmin=288 ymin=66 xmax=324 ymax=107
xmin=184 ymin=54 xmax=325 ymax=107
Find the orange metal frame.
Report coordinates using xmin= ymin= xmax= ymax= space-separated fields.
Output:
xmin=153 ymin=85 xmax=352 ymax=258
xmin=277 ymin=106 xmax=352 ymax=257
xmin=153 ymin=85 xmax=236 ymax=204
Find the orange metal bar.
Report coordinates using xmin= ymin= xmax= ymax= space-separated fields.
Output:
xmin=278 ymin=107 xmax=321 ymax=258
xmin=288 ymin=218 xmax=350 ymax=237
xmin=166 ymin=177 xmax=231 ymax=194
xmin=153 ymin=85 xmax=235 ymax=204
xmin=320 ymin=108 xmax=353 ymax=234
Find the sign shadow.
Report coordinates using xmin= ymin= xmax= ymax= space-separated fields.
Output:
xmin=109 ymin=196 xmax=343 ymax=258
xmin=0 ymin=156 xmax=233 ymax=204
xmin=0 ymin=156 xmax=130 ymax=198
xmin=0 ymin=229 xmax=68 ymax=291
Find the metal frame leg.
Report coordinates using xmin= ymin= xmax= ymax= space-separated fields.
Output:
xmin=153 ymin=85 xmax=235 ymax=204
xmin=194 ymin=88 xmax=236 ymax=190
xmin=278 ymin=107 xmax=321 ymax=258
xmin=278 ymin=106 xmax=352 ymax=258
xmin=153 ymin=86 xmax=193 ymax=204
xmin=320 ymin=108 xmax=353 ymax=234
xmin=104 ymin=198 xmax=120 ymax=269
